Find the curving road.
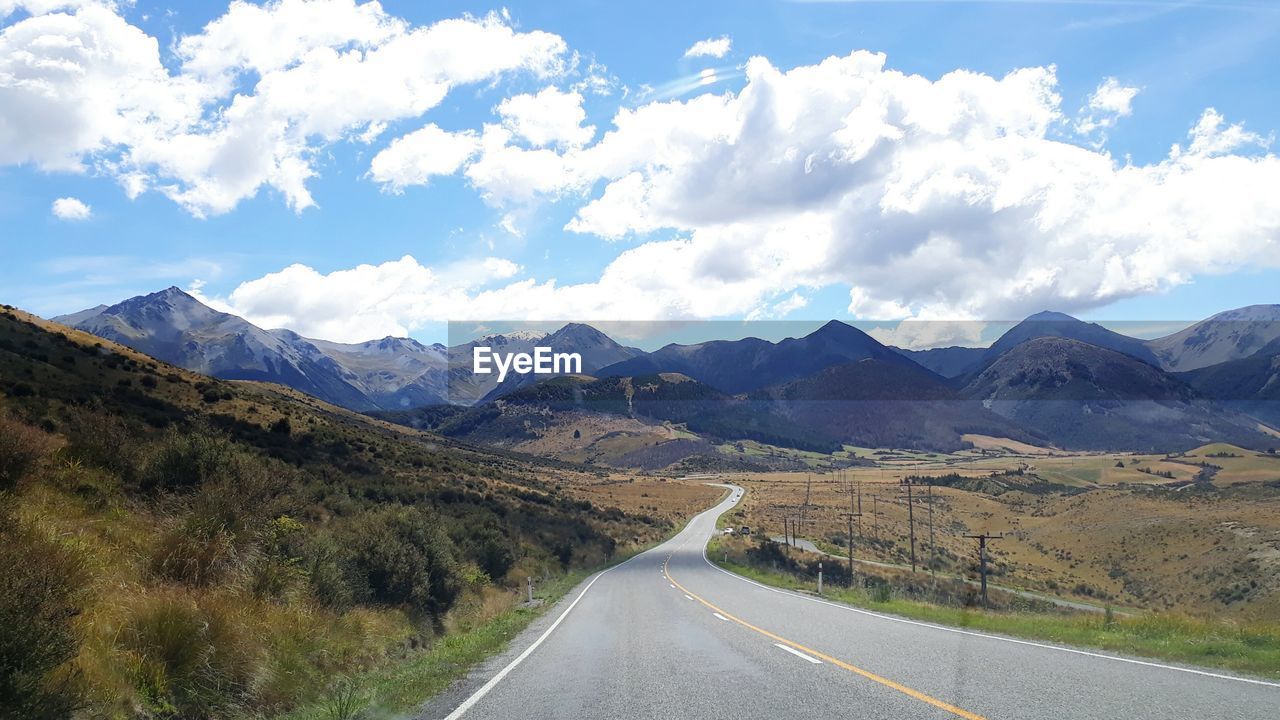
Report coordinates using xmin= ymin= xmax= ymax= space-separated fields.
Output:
xmin=420 ymin=485 xmax=1280 ymax=720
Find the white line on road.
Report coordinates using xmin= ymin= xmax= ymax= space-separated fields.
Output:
xmin=684 ymin=594 xmax=694 ymax=601
xmin=442 ymin=549 xmax=655 ymax=719
xmin=774 ymin=643 xmax=823 ymax=664
xmin=698 ymin=485 xmax=1280 ymax=690
xmin=713 ymin=612 xmax=729 ymax=621
xmin=669 ymin=583 xmax=675 ymax=589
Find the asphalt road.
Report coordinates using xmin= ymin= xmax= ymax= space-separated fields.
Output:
xmin=421 ymin=485 xmax=1280 ymax=719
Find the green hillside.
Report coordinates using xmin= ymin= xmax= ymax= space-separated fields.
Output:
xmin=0 ymin=305 xmax=667 ymax=719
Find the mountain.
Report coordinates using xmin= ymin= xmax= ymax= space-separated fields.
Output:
xmin=961 ymin=337 xmax=1274 ymax=452
xmin=1146 ymin=304 xmax=1280 ymax=372
xmin=54 ymin=287 xmax=449 ymax=411
xmin=389 ymin=372 xmax=843 ymax=457
xmin=980 ymin=311 xmax=1160 ymax=369
xmin=1180 ymin=340 xmax=1280 ymax=426
xmin=894 ymin=345 xmax=987 ymax=378
xmin=753 ymin=359 xmax=1034 ymax=451
xmin=597 ymin=320 xmax=921 ymax=394
xmin=475 ymin=323 xmax=642 ymax=402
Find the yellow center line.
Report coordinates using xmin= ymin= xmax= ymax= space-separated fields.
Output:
xmin=664 ymin=553 xmax=987 ymax=720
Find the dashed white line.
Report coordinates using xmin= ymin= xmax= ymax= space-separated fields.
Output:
xmin=669 ymin=583 xmax=675 ymax=589
xmin=774 ymin=643 xmax=823 ymax=664
xmin=684 ymin=594 xmax=694 ymax=601
xmin=713 ymin=612 xmax=729 ymax=622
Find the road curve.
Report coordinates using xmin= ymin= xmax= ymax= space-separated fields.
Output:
xmin=421 ymin=485 xmax=1279 ymax=720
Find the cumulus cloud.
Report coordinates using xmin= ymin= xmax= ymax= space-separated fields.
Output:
xmin=368 ymin=124 xmax=479 ymax=192
xmin=50 ymin=196 xmax=91 ymax=220
xmin=495 ymin=86 xmax=594 ymax=148
xmin=371 ymin=49 xmax=1280 ymax=328
xmin=683 ymin=36 xmax=731 ymax=59
xmin=0 ymin=0 xmax=569 ymax=216
xmin=1075 ymin=77 xmax=1138 ymax=137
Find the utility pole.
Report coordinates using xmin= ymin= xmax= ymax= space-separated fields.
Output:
xmin=927 ymin=481 xmax=936 ymax=579
xmin=836 ymin=478 xmax=862 ymax=587
xmin=871 ymin=494 xmax=879 ymax=542
xmin=900 ymin=478 xmax=918 ymax=572
xmin=856 ymin=477 xmax=863 ymax=540
xmin=964 ymin=533 xmax=1004 ymax=607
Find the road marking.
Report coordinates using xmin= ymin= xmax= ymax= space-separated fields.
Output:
xmin=665 ymin=558 xmax=986 ymax=720
xmin=774 ymin=643 xmax=822 ymax=664
xmin=669 ymin=583 xmax=675 ymax=589
xmin=713 ymin=612 xmax=729 ymax=621
xmin=699 ymin=484 xmax=1280 ymax=691
xmin=442 ymin=549 xmax=655 ymax=719
xmin=684 ymin=594 xmax=694 ymax=601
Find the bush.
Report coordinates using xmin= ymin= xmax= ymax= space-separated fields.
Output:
xmin=140 ymin=429 xmax=239 ymax=493
xmin=459 ymin=525 xmax=514 ymax=582
xmin=0 ymin=505 xmax=88 ymax=719
xmin=303 ymin=533 xmax=359 ymax=611
xmin=0 ymin=415 xmax=56 ymax=490
xmin=346 ymin=507 xmax=461 ymax=616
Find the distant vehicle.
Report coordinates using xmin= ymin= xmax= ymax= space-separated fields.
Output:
xmin=722 ymin=527 xmax=735 ymax=535
xmin=740 ymin=526 xmax=751 ymax=535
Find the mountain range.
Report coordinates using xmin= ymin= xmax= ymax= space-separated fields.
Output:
xmin=50 ymin=289 xmax=1280 ymax=457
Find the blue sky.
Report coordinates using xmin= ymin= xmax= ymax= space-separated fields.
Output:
xmin=2 ymin=0 xmax=1279 ymax=347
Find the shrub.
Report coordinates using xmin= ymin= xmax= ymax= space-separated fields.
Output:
xmin=459 ymin=525 xmax=514 ymax=582
xmin=140 ymin=429 xmax=239 ymax=493
xmin=303 ymin=533 xmax=359 ymax=611
xmin=0 ymin=505 xmax=88 ymax=719
xmin=247 ymin=516 xmax=308 ymax=601
xmin=0 ymin=415 xmax=56 ymax=490
xmin=346 ymin=507 xmax=461 ymax=616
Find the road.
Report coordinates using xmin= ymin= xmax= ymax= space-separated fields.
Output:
xmin=421 ymin=485 xmax=1279 ymax=719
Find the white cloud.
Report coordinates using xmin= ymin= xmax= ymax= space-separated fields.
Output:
xmin=50 ymin=196 xmax=91 ymax=220
xmin=0 ymin=0 xmax=569 ymax=216
xmin=1075 ymin=77 xmax=1139 ymax=137
xmin=380 ymin=50 xmax=1280 ymax=325
xmin=495 ymin=86 xmax=594 ymax=148
xmin=368 ymin=124 xmax=479 ymax=192
xmin=683 ymin=36 xmax=731 ymax=59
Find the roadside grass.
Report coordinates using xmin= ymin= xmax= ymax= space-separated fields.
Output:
xmin=707 ymin=539 xmax=1280 ymax=681
xmin=275 ymin=570 xmax=589 ymax=720
xmin=275 ymin=530 xmax=686 ymax=720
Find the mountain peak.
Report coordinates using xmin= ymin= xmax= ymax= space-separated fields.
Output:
xmin=1023 ymin=310 xmax=1079 ymax=323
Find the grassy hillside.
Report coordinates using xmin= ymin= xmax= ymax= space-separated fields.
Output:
xmin=0 ymin=305 xmax=671 ymax=719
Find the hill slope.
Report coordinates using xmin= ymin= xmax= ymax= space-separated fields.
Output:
xmin=1147 ymin=304 xmax=1280 ymax=372
xmin=961 ymin=337 xmax=1275 ymax=451
xmin=0 ymin=303 xmax=668 ymax=718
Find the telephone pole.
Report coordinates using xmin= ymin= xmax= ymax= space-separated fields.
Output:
xmin=836 ymin=478 xmax=862 ymax=587
xmin=927 ymin=481 xmax=936 ymax=579
xmin=900 ymin=478 xmax=918 ymax=572
xmin=964 ymin=532 xmax=1004 ymax=607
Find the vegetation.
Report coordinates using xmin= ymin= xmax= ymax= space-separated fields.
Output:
xmin=712 ymin=537 xmax=1280 ymax=680
xmin=0 ymin=307 xmax=669 ymax=719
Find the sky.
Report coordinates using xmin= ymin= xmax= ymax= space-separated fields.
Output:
xmin=2 ymin=0 xmax=1279 ymax=348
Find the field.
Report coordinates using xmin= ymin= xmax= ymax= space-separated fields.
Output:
xmin=671 ymin=439 xmax=1280 ymax=619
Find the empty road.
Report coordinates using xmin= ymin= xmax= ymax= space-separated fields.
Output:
xmin=422 ymin=485 xmax=1279 ymax=719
